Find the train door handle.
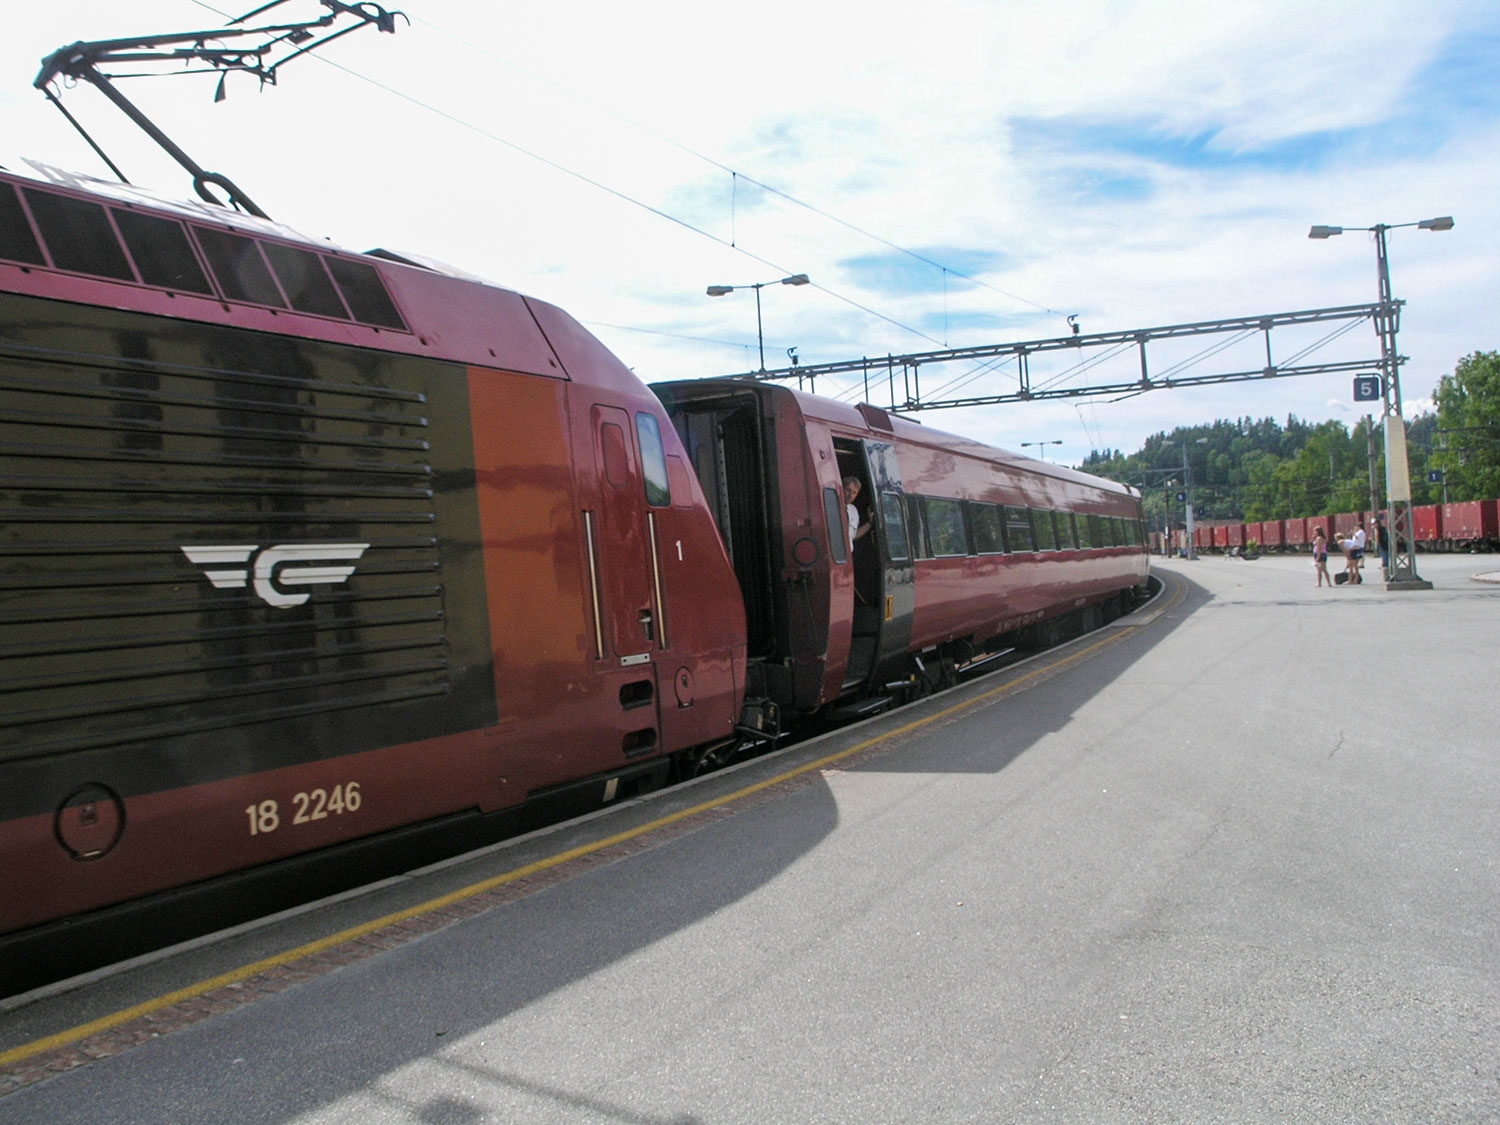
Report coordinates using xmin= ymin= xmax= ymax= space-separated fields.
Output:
xmin=638 ymin=608 xmax=655 ymax=642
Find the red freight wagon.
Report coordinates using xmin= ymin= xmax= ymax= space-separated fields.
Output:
xmin=1261 ymin=520 xmax=1287 ymax=548
xmin=1413 ymin=504 xmax=1443 ymax=544
xmin=1441 ymin=500 xmax=1499 ymax=544
xmin=1243 ymin=521 xmax=1262 ymax=545
xmin=1226 ymin=524 xmax=1245 ymax=549
xmin=1211 ymin=525 xmax=1228 ymax=550
xmin=1285 ymin=518 xmax=1309 ymax=547
xmin=1333 ymin=512 xmax=1361 ymax=538
xmin=1195 ymin=526 xmax=1213 ymax=552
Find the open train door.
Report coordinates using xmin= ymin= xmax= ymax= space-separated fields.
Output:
xmin=587 ymin=404 xmax=662 ymax=761
xmin=837 ymin=433 xmax=915 ymax=690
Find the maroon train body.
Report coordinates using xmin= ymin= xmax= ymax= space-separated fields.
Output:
xmin=0 ymin=162 xmax=1150 ymax=988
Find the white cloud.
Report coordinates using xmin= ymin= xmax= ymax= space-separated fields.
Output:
xmin=2 ymin=0 xmax=1496 ymax=467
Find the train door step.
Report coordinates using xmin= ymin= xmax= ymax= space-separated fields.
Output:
xmin=828 ymin=695 xmax=893 ymax=723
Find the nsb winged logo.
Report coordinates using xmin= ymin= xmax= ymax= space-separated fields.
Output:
xmin=181 ymin=544 xmax=370 ymax=608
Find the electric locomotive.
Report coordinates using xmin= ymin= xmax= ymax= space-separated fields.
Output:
xmin=0 ymin=163 xmax=747 ymax=990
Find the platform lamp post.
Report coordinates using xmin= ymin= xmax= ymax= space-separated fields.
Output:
xmin=706 ymin=273 xmax=810 ymax=372
xmin=1020 ymin=439 xmax=1062 ymax=462
xmin=1163 ymin=438 xmax=1208 ymax=559
xmin=1309 ymin=216 xmax=1452 ymax=589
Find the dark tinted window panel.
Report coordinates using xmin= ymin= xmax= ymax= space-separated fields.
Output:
xmin=23 ymin=188 xmax=133 ymax=280
xmin=326 ymin=257 xmax=406 ymax=329
xmin=1086 ymin=514 xmax=1104 ymax=548
xmin=194 ymin=227 xmax=285 ymax=307
xmin=880 ymin=492 xmax=911 ymax=561
xmin=927 ymin=498 xmax=967 ymax=557
xmin=262 ymin=242 xmax=349 ymax=318
xmin=1057 ymin=511 xmax=1078 ymax=549
xmin=634 ymin=413 xmax=671 ymax=507
xmin=0 ymin=184 xmax=45 ymax=265
xmin=112 ymin=209 xmax=213 ymax=294
xmin=1032 ymin=508 xmax=1058 ymax=551
xmin=968 ymin=503 xmax=1004 ymax=554
xmin=1003 ymin=505 xmax=1034 ymax=552
xmin=906 ymin=495 xmax=930 ymax=559
xmin=824 ymin=487 xmax=848 ymax=565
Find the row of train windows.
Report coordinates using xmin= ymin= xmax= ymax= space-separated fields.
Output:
xmin=912 ymin=496 xmax=1143 ymax=559
xmin=0 ymin=181 xmax=406 ymax=330
xmin=823 ymin=487 xmax=1142 ymax=564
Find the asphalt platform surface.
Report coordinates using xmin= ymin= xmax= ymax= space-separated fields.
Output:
xmin=3 ymin=553 xmax=1498 ymax=1123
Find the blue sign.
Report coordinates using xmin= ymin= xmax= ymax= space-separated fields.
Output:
xmin=1353 ymin=375 xmax=1382 ymax=402
xmin=1176 ymin=491 xmax=1186 ymax=503
xmin=1428 ymin=470 xmax=1444 ymax=483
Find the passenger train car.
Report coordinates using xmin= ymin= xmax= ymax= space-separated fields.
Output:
xmin=0 ymin=161 xmax=1148 ymax=992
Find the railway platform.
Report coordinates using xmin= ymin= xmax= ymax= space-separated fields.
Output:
xmin=3 ymin=553 xmax=1498 ymax=1123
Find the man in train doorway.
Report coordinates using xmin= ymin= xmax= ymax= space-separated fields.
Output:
xmin=843 ymin=476 xmax=870 ymax=553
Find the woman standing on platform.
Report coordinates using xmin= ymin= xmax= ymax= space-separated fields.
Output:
xmin=1313 ymin=527 xmax=1331 ymax=587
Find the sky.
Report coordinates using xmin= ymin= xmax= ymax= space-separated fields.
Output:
xmin=3 ymin=0 xmax=1498 ymax=466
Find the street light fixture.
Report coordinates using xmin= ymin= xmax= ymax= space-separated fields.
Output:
xmin=705 ymin=273 xmax=810 ymax=371
xmin=1164 ymin=437 xmax=1209 ymax=559
xmin=1020 ymin=439 xmax=1063 ymax=462
xmin=1308 ymin=216 xmax=1453 ymax=588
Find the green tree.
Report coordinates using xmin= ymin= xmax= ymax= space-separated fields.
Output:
xmin=1432 ymin=351 xmax=1500 ymax=501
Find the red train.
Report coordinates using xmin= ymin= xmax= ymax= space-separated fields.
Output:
xmin=0 ymin=163 xmax=1148 ymax=989
xmin=1183 ymin=499 xmax=1500 ymax=557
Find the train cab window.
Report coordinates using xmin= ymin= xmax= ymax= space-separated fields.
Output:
xmin=823 ymin=487 xmax=848 ymax=565
xmin=0 ymin=184 xmax=45 ymax=265
xmin=666 ymin=454 xmax=696 ymax=508
xmin=1057 ymin=511 xmax=1079 ymax=549
xmin=326 ymin=257 xmax=408 ymax=330
xmin=634 ymin=413 xmax=672 ymax=506
xmin=926 ymin=498 xmax=968 ymax=557
xmin=881 ymin=492 xmax=911 ymax=560
xmin=1032 ymin=508 xmax=1059 ymax=551
xmin=968 ymin=503 xmax=1004 ymax=554
xmin=23 ymin=188 xmax=134 ymax=280
xmin=113 ymin=210 xmax=213 ymax=294
xmin=263 ymin=242 xmax=350 ymax=318
xmin=1003 ymin=505 xmax=1035 ymax=552
xmin=194 ymin=227 xmax=286 ymax=307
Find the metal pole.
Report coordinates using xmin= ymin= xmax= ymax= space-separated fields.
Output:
xmin=1184 ymin=443 xmax=1198 ymax=560
xmin=1366 ymin=414 xmax=1381 ymax=523
xmin=1373 ymin=225 xmax=1429 ymax=588
xmin=753 ymin=284 xmax=765 ymax=371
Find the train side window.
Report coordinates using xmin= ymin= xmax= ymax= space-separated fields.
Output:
xmin=23 ymin=188 xmax=134 ymax=280
xmin=968 ymin=503 xmax=1004 ymax=554
xmin=1056 ymin=511 xmax=1078 ymax=549
xmin=263 ymin=242 xmax=350 ymax=318
xmin=823 ymin=487 xmax=848 ymax=565
xmin=1003 ymin=505 xmax=1035 ymax=552
xmin=906 ymin=495 xmax=930 ymax=559
xmin=926 ymin=498 xmax=968 ymax=557
xmin=325 ymin=257 xmax=408 ymax=330
xmin=634 ymin=413 xmax=672 ymax=507
xmin=0 ymin=184 xmax=45 ymax=265
xmin=881 ymin=492 xmax=911 ymax=560
xmin=1032 ymin=508 xmax=1058 ymax=551
xmin=1086 ymin=514 xmax=1104 ymax=548
xmin=601 ymin=422 xmax=631 ymax=488
xmin=112 ymin=209 xmax=213 ymax=294
xmin=194 ymin=228 xmax=286 ymax=307
xmin=1110 ymin=517 xmax=1125 ymax=546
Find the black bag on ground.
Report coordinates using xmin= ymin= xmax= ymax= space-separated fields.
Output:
xmin=1334 ymin=571 xmax=1349 ymax=585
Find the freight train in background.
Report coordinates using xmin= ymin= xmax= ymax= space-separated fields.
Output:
xmin=0 ymin=161 xmax=1150 ymax=994
xmin=1152 ymin=500 xmax=1500 ymax=557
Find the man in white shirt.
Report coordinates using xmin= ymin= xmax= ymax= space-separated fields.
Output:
xmin=842 ymin=476 xmax=868 ymax=553
xmin=1348 ymin=523 xmax=1367 ymax=584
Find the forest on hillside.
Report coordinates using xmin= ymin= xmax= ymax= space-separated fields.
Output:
xmin=1077 ymin=351 xmax=1500 ymax=526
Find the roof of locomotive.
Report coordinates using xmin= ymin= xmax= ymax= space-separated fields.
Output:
xmin=0 ymin=161 xmax=642 ymax=395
